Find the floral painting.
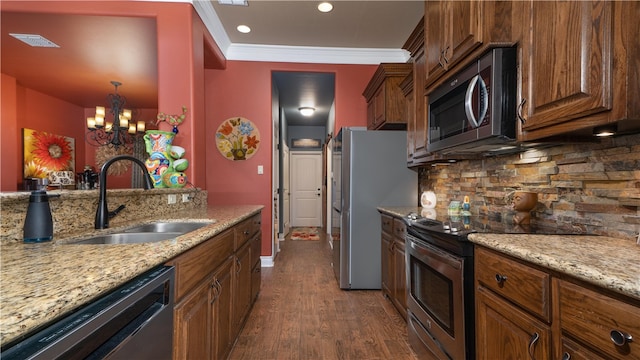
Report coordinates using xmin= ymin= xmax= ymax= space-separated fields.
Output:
xmin=215 ymin=117 xmax=260 ymax=161
xmin=23 ymin=128 xmax=75 ymax=179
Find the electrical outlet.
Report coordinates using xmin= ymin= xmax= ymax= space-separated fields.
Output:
xmin=182 ymin=194 xmax=190 ymax=203
xmin=167 ymin=194 xmax=177 ymax=204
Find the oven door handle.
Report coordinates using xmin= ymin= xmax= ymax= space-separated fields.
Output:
xmin=409 ymin=237 xmax=462 ymax=270
xmin=464 ymin=74 xmax=488 ymax=129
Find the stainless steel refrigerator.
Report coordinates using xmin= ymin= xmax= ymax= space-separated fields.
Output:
xmin=330 ymin=127 xmax=417 ymax=289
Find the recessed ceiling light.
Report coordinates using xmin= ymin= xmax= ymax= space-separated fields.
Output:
xmin=10 ymin=33 xmax=60 ymax=48
xmin=318 ymin=2 xmax=333 ymax=13
xmin=237 ymin=25 xmax=251 ymax=34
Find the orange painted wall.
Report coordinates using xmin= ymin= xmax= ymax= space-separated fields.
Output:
xmin=205 ymin=60 xmax=377 ymax=256
xmin=1 ymin=1 xmax=221 ymax=191
xmin=0 ymin=76 xmax=86 ymax=191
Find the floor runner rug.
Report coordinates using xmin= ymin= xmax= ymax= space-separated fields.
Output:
xmin=290 ymin=227 xmax=320 ymax=241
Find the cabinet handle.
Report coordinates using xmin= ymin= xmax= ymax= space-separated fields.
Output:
xmin=561 ymin=352 xmax=571 ymax=360
xmin=528 ymin=332 xmax=539 ymax=360
xmin=517 ymin=98 xmax=527 ymax=124
xmin=244 ymin=230 xmax=250 ymax=235
xmin=610 ymin=329 xmax=633 ymax=346
xmin=236 ymin=258 xmax=242 ymax=274
xmin=442 ymin=46 xmax=450 ymax=64
xmin=210 ymin=279 xmax=221 ymax=304
xmin=438 ymin=50 xmax=445 ymax=68
xmin=495 ymin=274 xmax=508 ymax=284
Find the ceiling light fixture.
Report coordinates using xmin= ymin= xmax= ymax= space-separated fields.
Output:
xmin=237 ymin=25 xmax=251 ymax=33
xmin=86 ymin=81 xmax=145 ymax=149
xmin=318 ymin=2 xmax=333 ymax=13
xmin=593 ymin=124 xmax=617 ymax=137
xmin=299 ymin=107 xmax=316 ymax=116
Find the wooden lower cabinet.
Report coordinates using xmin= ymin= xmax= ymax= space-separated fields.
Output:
xmin=169 ymin=213 xmax=262 ymax=360
xmin=380 ymin=213 xmax=408 ymax=320
xmin=212 ymin=259 xmax=234 ymax=360
xmin=476 ymin=285 xmax=552 ymax=360
xmin=475 ymin=245 xmax=640 ymax=359
xmin=391 ymin=218 xmax=407 ymax=320
xmin=173 ymin=277 xmax=211 ymax=359
xmin=380 ymin=214 xmax=393 ymax=298
xmin=232 ymin=239 xmax=253 ymax=338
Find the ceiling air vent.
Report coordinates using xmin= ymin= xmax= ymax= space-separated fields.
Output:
xmin=10 ymin=33 xmax=60 ymax=48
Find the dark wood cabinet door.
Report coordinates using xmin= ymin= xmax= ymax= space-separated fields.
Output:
xmin=413 ymin=50 xmax=428 ymax=160
xmin=381 ymin=231 xmax=393 ymax=298
xmin=174 ymin=280 xmax=211 ymax=360
xmin=476 ymin=286 xmax=552 ymax=360
xmin=520 ymin=1 xmax=613 ymax=133
xmin=233 ymin=241 xmax=253 ymax=337
xmin=424 ymin=0 xmax=447 ymax=86
xmin=425 ymin=0 xmax=482 ymax=88
xmin=212 ymin=258 xmax=234 ymax=360
xmin=392 ymin=244 xmax=407 ymax=320
xmin=446 ymin=0 xmax=482 ymax=71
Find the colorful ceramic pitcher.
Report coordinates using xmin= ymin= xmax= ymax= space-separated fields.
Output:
xmin=143 ymin=130 xmax=175 ymax=188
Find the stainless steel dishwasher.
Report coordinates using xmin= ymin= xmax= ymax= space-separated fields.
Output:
xmin=1 ymin=265 xmax=174 ymax=360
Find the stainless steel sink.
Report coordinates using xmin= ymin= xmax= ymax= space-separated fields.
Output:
xmin=68 ymin=232 xmax=183 ymax=245
xmin=123 ymin=221 xmax=213 ymax=233
xmin=64 ymin=221 xmax=214 ymax=245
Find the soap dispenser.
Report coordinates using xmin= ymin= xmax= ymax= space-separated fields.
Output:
xmin=23 ymin=190 xmax=54 ymax=243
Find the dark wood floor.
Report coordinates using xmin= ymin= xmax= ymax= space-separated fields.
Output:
xmin=229 ymin=231 xmax=419 ymax=360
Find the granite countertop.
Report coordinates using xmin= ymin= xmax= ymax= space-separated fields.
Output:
xmin=377 ymin=206 xmax=640 ymax=302
xmin=0 ymin=204 xmax=263 ymax=346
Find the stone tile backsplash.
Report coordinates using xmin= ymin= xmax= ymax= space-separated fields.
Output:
xmin=0 ymin=188 xmax=207 ymax=244
xmin=418 ymin=133 xmax=640 ymax=241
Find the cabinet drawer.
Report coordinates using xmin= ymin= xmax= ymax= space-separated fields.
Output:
xmin=169 ymin=228 xmax=235 ymax=301
xmin=561 ymin=336 xmax=608 ymax=360
xmin=392 ymin=218 xmax=407 ymax=244
xmin=381 ymin=214 xmax=393 ymax=234
xmin=558 ymin=279 xmax=640 ymax=359
xmin=475 ymin=247 xmax=551 ymax=321
xmin=235 ymin=213 xmax=261 ymax=249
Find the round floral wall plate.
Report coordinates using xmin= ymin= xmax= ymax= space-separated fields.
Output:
xmin=215 ymin=117 xmax=260 ymax=161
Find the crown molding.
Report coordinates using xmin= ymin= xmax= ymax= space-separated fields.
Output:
xmin=191 ymin=0 xmax=231 ymax=54
xmin=190 ymin=0 xmax=410 ymax=65
xmin=226 ymin=44 xmax=410 ymax=64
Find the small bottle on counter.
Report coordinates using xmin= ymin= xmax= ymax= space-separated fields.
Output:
xmin=23 ymin=182 xmax=54 ymax=243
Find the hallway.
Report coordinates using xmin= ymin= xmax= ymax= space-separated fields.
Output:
xmin=229 ymin=233 xmax=419 ymax=360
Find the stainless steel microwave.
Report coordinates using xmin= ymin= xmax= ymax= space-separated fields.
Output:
xmin=427 ymin=47 xmax=517 ymax=154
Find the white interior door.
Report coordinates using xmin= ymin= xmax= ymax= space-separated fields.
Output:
xmin=283 ymin=144 xmax=291 ymax=236
xmin=291 ymin=151 xmax=322 ymax=227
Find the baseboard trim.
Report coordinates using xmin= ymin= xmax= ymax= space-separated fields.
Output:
xmin=260 ymin=256 xmax=274 ymax=267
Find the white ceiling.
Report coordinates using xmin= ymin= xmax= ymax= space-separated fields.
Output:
xmin=201 ymin=0 xmax=423 ymax=127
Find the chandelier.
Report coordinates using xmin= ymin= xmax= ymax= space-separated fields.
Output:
xmin=86 ymin=81 xmax=145 ymax=149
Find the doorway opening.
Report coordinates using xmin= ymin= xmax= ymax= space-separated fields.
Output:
xmin=271 ymin=71 xmax=335 ymax=248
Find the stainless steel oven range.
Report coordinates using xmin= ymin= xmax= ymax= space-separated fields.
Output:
xmin=404 ymin=215 xmax=475 ymax=360
xmin=404 ymin=213 xmax=585 ymax=359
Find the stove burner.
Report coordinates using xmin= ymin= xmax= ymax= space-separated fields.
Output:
xmin=405 ymin=212 xmax=586 ymax=237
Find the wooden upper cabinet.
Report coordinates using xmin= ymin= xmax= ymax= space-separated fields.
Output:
xmin=424 ymin=0 xmax=482 ymax=88
xmin=520 ymin=1 xmax=612 ymax=134
xmin=402 ymin=17 xmax=426 ymax=164
xmin=363 ymin=63 xmax=412 ymax=130
xmin=518 ymin=1 xmax=640 ymax=141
